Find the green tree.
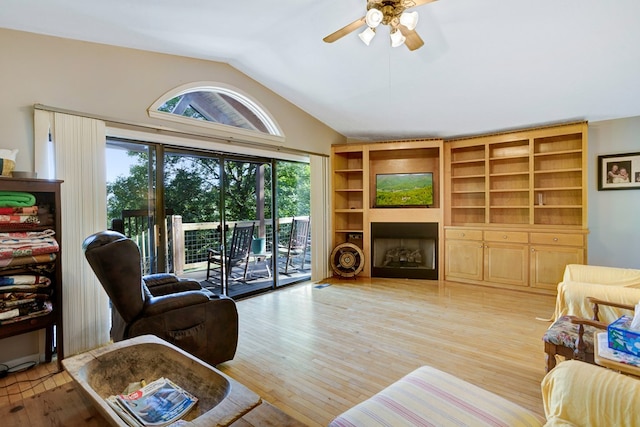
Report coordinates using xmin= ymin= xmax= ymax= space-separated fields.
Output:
xmin=276 ymin=161 xmax=310 ymax=218
xmin=108 ymin=152 xmax=313 ymax=224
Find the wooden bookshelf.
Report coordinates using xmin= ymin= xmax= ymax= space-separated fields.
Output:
xmin=331 ymin=140 xmax=444 ymax=278
xmin=443 ymin=122 xmax=588 ymax=293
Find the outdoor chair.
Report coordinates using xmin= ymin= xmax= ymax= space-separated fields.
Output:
xmin=543 ymin=296 xmax=635 ymax=372
xmin=278 ymin=217 xmax=310 ymax=274
xmin=206 ymin=223 xmax=255 ymax=282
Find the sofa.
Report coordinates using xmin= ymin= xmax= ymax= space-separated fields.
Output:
xmin=552 ymin=263 xmax=640 ymax=323
xmin=329 ymin=360 xmax=640 ymax=427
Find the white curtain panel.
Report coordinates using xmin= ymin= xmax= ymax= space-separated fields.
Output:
xmin=34 ymin=108 xmax=111 ymax=357
xmin=310 ymin=154 xmax=332 ymax=281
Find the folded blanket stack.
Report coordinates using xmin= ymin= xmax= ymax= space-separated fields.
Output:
xmin=0 ymin=230 xmax=58 ymax=323
xmin=0 ymin=191 xmax=40 ymax=229
xmin=0 ymin=229 xmax=59 ymax=262
xmin=0 ymin=275 xmax=53 ymax=324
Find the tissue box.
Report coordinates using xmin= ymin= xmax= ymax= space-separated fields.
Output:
xmin=608 ymin=315 xmax=640 ymax=357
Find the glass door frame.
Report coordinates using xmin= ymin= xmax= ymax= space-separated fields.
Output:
xmin=218 ymin=155 xmax=277 ymax=296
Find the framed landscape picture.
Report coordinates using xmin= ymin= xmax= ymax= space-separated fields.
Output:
xmin=598 ymin=152 xmax=640 ymax=190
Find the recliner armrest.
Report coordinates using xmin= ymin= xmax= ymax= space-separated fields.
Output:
xmin=143 ymin=273 xmax=203 ymax=296
xmin=143 ymin=290 xmax=213 ymax=316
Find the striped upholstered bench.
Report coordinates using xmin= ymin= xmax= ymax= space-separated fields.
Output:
xmin=329 ymin=365 xmax=544 ymax=427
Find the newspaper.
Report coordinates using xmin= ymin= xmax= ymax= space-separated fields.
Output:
xmin=106 ymin=377 xmax=198 ymax=427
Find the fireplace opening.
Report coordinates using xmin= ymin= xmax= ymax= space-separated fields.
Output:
xmin=371 ymin=222 xmax=438 ymax=280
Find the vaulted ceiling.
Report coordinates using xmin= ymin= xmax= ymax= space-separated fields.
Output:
xmin=2 ymin=0 xmax=640 ymax=140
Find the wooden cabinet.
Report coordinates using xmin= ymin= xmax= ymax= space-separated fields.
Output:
xmin=530 ymin=232 xmax=585 ymax=290
xmin=331 ymin=122 xmax=586 ymax=288
xmin=484 ymin=231 xmax=529 ymax=287
xmin=0 ymin=178 xmax=63 ymax=366
xmin=444 ymin=122 xmax=588 ymax=294
xmin=331 ymin=140 xmax=444 ymax=278
xmin=445 ymin=228 xmax=529 ymax=288
xmin=444 ymin=230 xmax=483 ymax=281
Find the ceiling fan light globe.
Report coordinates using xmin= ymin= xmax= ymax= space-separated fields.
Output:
xmin=359 ymin=27 xmax=376 ymax=45
xmin=400 ymin=11 xmax=419 ymax=31
xmin=365 ymin=8 xmax=384 ymax=28
xmin=390 ymin=29 xmax=406 ymax=48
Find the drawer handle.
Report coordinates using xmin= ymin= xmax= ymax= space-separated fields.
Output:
xmin=503 ymin=235 xmax=508 ymax=239
xmin=553 ymin=237 xmax=559 ymax=242
xmin=461 ymin=233 xmax=465 ymax=237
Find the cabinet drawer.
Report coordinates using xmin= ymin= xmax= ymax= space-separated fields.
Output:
xmin=530 ymin=232 xmax=584 ymax=246
xmin=484 ymin=230 xmax=528 ymax=244
xmin=445 ymin=229 xmax=483 ymax=241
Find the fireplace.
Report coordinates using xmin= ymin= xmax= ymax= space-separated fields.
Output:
xmin=371 ymin=222 xmax=438 ymax=279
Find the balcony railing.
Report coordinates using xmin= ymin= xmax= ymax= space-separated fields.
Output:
xmin=168 ymin=216 xmax=303 ymax=275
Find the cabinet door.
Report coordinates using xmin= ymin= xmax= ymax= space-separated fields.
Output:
xmin=530 ymin=245 xmax=584 ymax=290
xmin=484 ymin=242 xmax=529 ymax=287
xmin=445 ymin=239 xmax=483 ymax=281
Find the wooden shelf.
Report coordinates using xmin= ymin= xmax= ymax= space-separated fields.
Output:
xmin=332 ymin=140 xmax=444 ymax=278
xmin=334 ymin=168 xmax=364 ymax=173
xmin=534 ymin=149 xmax=582 ymax=157
xmin=489 ymin=172 xmax=529 ymax=177
xmin=452 ymin=174 xmax=485 ymax=179
xmin=447 ymin=122 xmax=586 ymax=228
xmin=451 ymin=159 xmax=485 ymax=165
xmin=0 ymin=178 xmax=63 ymax=368
xmin=444 ymin=122 xmax=587 ymax=295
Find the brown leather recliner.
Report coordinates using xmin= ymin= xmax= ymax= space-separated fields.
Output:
xmin=82 ymin=230 xmax=238 ymax=366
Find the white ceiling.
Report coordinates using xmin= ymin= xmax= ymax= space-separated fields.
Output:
xmin=2 ymin=0 xmax=640 ymax=141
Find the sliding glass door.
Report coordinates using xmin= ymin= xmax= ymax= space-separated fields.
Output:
xmin=162 ymin=150 xmax=221 ymax=280
xmin=275 ymin=160 xmax=311 ymax=287
xmin=219 ymin=159 xmax=274 ymax=297
xmin=106 ymin=140 xmax=160 ymax=274
xmin=107 ymin=138 xmax=310 ymax=298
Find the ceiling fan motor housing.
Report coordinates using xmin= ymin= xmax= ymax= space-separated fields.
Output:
xmin=367 ymin=0 xmax=406 ymax=26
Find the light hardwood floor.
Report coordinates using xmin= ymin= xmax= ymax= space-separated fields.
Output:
xmin=1 ymin=278 xmax=556 ymax=426
xmin=220 ymin=278 xmax=556 ymax=426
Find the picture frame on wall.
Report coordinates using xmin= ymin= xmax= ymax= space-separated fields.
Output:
xmin=598 ymin=152 xmax=640 ymax=190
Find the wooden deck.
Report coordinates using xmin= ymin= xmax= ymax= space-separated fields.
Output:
xmin=1 ymin=277 xmax=556 ymax=426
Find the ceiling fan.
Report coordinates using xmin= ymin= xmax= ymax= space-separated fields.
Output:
xmin=323 ymin=0 xmax=438 ymax=51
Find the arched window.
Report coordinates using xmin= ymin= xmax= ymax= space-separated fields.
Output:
xmin=148 ymin=82 xmax=284 ymax=145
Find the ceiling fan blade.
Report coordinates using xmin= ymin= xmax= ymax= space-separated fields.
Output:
xmin=404 ymin=0 xmax=438 ymax=8
xmin=323 ymin=17 xmax=366 ymax=43
xmin=399 ymin=26 xmax=425 ymax=51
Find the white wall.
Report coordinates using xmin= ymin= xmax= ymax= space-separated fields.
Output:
xmin=588 ymin=116 xmax=640 ymax=269
xmin=0 ymin=28 xmax=344 ymax=174
xmin=0 ymin=28 xmax=344 ymax=365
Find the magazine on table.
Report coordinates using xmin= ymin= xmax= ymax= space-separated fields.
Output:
xmin=106 ymin=377 xmax=198 ymax=427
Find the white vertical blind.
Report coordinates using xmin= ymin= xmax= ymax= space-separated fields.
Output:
xmin=310 ymin=154 xmax=332 ymax=280
xmin=34 ymin=109 xmax=111 ymax=357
